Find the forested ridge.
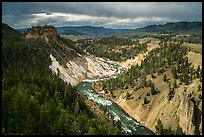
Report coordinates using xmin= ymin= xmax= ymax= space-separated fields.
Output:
xmin=77 ymin=37 xmax=148 ymax=61
xmin=2 ymin=24 xmax=121 ymax=135
xmin=94 ymin=36 xmax=202 ymax=99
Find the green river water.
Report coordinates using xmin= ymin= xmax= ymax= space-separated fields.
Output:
xmin=76 ymin=64 xmax=155 ymax=135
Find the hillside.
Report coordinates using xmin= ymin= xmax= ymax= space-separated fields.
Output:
xmin=56 ymin=26 xmax=124 ymax=36
xmin=76 ymin=37 xmax=150 ymax=62
xmin=58 ymin=29 xmax=85 ymax=36
xmin=91 ymin=35 xmax=202 ymax=135
xmin=2 ymin=24 xmax=121 ymax=135
xmin=2 ymin=23 xmax=20 ymax=36
xmin=113 ymin=22 xmax=202 ymax=38
xmin=23 ymin=25 xmax=119 ymax=86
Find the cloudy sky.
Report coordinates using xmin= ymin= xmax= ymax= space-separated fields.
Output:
xmin=2 ymin=2 xmax=202 ymax=29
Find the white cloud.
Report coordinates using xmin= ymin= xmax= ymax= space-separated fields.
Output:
xmin=13 ymin=12 xmax=178 ymax=29
xmin=2 ymin=2 xmax=202 ymax=29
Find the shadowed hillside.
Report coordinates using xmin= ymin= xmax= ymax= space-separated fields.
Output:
xmin=112 ymin=22 xmax=202 ymax=38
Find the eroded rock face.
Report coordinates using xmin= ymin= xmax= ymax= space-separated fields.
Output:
xmin=177 ymin=91 xmax=195 ymax=135
xmin=49 ymin=54 xmax=117 ymax=85
xmin=85 ymin=56 xmax=116 ymax=78
xmin=107 ymin=81 xmax=202 ymax=135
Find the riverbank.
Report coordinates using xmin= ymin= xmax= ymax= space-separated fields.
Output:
xmin=91 ymin=84 xmax=156 ymax=134
xmin=93 ymin=73 xmax=202 ymax=135
xmin=77 ymin=81 xmax=154 ymax=135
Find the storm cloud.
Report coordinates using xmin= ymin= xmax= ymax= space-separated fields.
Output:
xmin=2 ymin=2 xmax=202 ymax=29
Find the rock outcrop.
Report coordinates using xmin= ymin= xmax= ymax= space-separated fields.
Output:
xmin=25 ymin=25 xmax=59 ymax=43
xmin=176 ymin=89 xmax=195 ymax=135
xmin=49 ymin=54 xmax=117 ymax=86
xmin=96 ymin=78 xmax=202 ymax=135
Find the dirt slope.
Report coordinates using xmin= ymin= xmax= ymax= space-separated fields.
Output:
xmin=49 ymin=54 xmax=117 ymax=85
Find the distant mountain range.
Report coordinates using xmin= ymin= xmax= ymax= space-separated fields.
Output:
xmin=16 ymin=21 xmax=202 ymax=37
xmin=17 ymin=25 xmax=126 ymax=36
xmin=56 ymin=26 xmax=126 ymax=36
xmin=112 ymin=22 xmax=202 ymax=38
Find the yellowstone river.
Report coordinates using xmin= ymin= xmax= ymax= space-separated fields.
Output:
xmin=76 ymin=64 xmax=154 ymax=135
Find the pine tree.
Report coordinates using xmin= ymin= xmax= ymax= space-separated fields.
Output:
xmin=198 ymin=85 xmax=201 ymax=91
xmin=173 ymin=79 xmax=177 ymax=88
xmin=172 ymin=67 xmax=178 ymax=79
xmin=155 ymin=119 xmax=164 ymax=135
xmin=163 ymin=74 xmax=167 ymax=82
xmin=175 ymin=126 xmax=185 ymax=135
xmin=144 ymin=96 xmax=148 ymax=104
xmin=184 ymin=74 xmax=189 ymax=85
xmin=151 ymin=83 xmax=157 ymax=95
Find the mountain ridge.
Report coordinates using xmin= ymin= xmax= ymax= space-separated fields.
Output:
xmin=16 ymin=21 xmax=202 ymax=37
xmin=113 ymin=21 xmax=202 ymax=38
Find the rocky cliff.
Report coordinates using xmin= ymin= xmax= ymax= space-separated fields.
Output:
xmin=25 ymin=25 xmax=118 ymax=86
xmin=49 ymin=54 xmax=117 ymax=85
xmin=95 ymin=78 xmax=202 ymax=135
xmin=25 ymin=25 xmax=59 ymax=43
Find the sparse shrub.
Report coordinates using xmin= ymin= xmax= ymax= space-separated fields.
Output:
xmin=151 ymin=84 xmax=159 ymax=95
xmin=144 ymin=96 xmax=148 ymax=104
xmin=151 ymin=73 xmax=156 ymax=78
xmin=163 ymin=74 xmax=167 ymax=82
xmin=173 ymin=79 xmax=177 ymax=88
xmin=126 ymin=92 xmax=131 ymax=100
xmin=198 ymin=85 xmax=201 ymax=92
xmin=155 ymin=119 xmax=164 ymax=135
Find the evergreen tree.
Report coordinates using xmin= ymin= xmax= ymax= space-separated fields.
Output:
xmin=155 ymin=119 xmax=164 ymax=135
xmin=173 ymin=79 xmax=177 ymax=88
xmin=197 ymin=65 xmax=200 ymax=78
xmin=151 ymin=83 xmax=158 ymax=95
xmin=184 ymin=74 xmax=189 ymax=85
xmin=198 ymin=85 xmax=201 ymax=92
xmin=172 ymin=67 xmax=178 ymax=79
xmin=144 ymin=96 xmax=148 ymax=104
xmin=175 ymin=126 xmax=185 ymax=135
xmin=163 ymin=74 xmax=167 ymax=82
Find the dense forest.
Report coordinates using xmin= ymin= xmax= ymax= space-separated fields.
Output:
xmin=2 ymin=24 xmax=121 ymax=135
